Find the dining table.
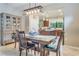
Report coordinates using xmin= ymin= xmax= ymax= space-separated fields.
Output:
xmin=25 ymin=34 xmax=56 ymax=56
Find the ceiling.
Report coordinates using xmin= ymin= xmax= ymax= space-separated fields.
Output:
xmin=0 ymin=3 xmax=51 ymax=12
xmin=0 ymin=3 xmax=79 ymax=17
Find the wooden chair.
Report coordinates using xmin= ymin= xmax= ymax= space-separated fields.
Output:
xmin=43 ymin=30 xmax=63 ymax=56
xmin=18 ymin=31 xmax=36 ymax=56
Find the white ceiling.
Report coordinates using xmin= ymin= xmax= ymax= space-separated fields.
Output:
xmin=0 ymin=3 xmax=51 ymax=12
xmin=0 ymin=3 xmax=79 ymax=17
xmin=0 ymin=3 xmax=52 ymax=16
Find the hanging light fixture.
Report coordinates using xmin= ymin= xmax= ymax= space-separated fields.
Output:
xmin=24 ymin=3 xmax=43 ymax=15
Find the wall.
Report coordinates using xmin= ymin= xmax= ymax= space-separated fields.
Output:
xmin=65 ymin=16 xmax=79 ymax=47
xmin=24 ymin=16 xmax=29 ymax=33
xmin=64 ymin=5 xmax=79 ymax=47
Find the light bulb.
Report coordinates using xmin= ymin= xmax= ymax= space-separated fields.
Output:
xmin=30 ymin=11 xmax=32 ymax=15
xmin=28 ymin=11 xmax=31 ymax=15
xmin=37 ymin=9 xmax=40 ymax=13
xmin=31 ymin=10 xmax=34 ymax=14
xmin=34 ymin=9 xmax=37 ymax=13
xmin=26 ymin=12 xmax=28 ymax=15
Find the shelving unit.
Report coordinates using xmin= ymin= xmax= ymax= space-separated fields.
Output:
xmin=0 ymin=13 xmax=22 ymax=45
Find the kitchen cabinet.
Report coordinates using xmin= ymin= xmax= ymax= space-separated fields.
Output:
xmin=0 ymin=13 xmax=22 ymax=45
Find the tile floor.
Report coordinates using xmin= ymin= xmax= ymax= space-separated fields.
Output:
xmin=0 ymin=43 xmax=79 ymax=56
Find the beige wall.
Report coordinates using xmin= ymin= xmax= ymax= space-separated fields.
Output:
xmin=64 ymin=9 xmax=79 ymax=47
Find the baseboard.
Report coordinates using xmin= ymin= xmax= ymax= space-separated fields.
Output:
xmin=4 ymin=42 xmax=15 ymax=45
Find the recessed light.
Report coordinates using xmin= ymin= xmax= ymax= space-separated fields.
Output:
xmin=58 ymin=9 xmax=62 ymax=12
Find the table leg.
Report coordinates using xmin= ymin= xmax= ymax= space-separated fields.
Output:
xmin=40 ymin=44 xmax=46 ymax=56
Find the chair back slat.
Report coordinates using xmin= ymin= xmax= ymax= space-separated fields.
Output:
xmin=56 ymin=30 xmax=63 ymax=50
xmin=18 ymin=31 xmax=27 ymax=47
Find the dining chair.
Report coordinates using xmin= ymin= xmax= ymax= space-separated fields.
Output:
xmin=18 ymin=31 xmax=36 ymax=56
xmin=43 ymin=31 xmax=63 ymax=56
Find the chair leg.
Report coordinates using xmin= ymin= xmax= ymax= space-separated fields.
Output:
xmin=37 ymin=44 xmax=40 ymax=54
xmin=40 ymin=49 xmax=42 ymax=56
xmin=26 ymin=48 xmax=28 ymax=56
xmin=34 ymin=48 xmax=36 ymax=55
xmin=59 ymin=50 xmax=60 ymax=56
xmin=15 ymin=42 xmax=16 ymax=48
xmin=46 ymin=50 xmax=49 ymax=56
xmin=56 ymin=51 xmax=58 ymax=56
xmin=14 ymin=39 xmax=16 ymax=48
xmin=47 ymin=51 xmax=49 ymax=56
xmin=43 ymin=49 xmax=45 ymax=56
xmin=19 ymin=48 xmax=22 ymax=56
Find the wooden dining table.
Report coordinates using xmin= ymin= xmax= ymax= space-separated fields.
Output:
xmin=25 ymin=34 xmax=56 ymax=56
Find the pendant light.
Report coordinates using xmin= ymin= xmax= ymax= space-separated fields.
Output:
xmin=24 ymin=3 xmax=43 ymax=15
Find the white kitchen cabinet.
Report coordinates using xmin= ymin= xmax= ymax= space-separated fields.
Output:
xmin=0 ymin=13 xmax=22 ymax=45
